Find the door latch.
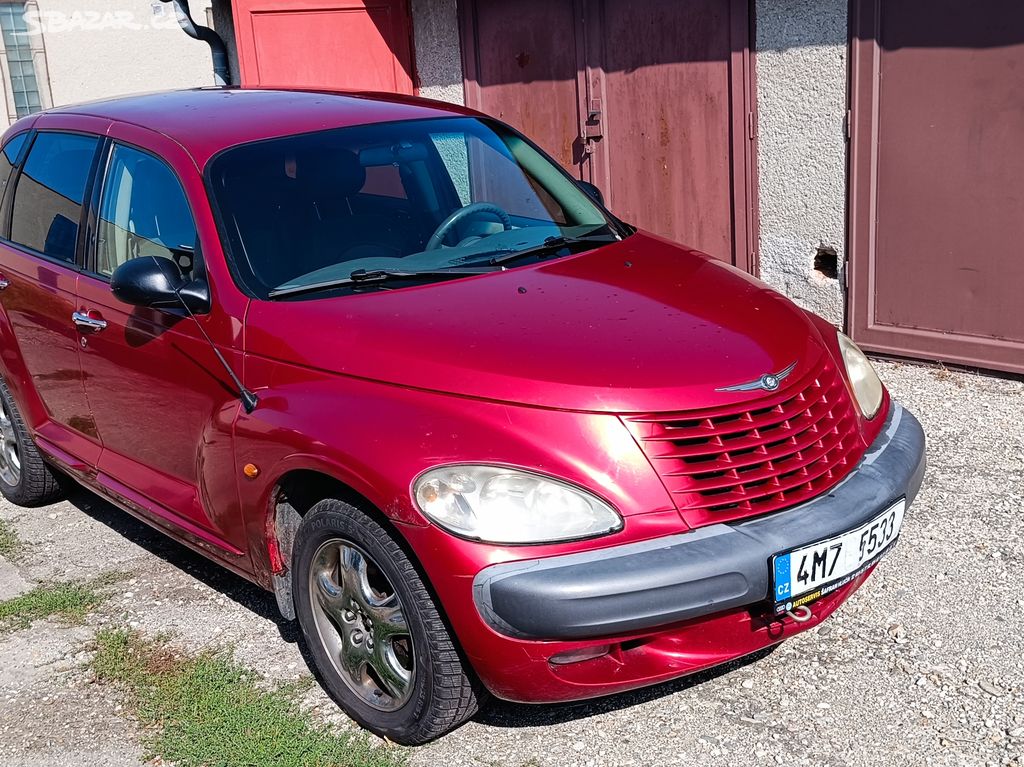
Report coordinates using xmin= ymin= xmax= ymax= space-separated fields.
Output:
xmin=584 ymin=98 xmax=603 ymax=140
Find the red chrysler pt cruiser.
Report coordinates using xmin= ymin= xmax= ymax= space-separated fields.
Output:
xmin=0 ymin=89 xmax=925 ymax=744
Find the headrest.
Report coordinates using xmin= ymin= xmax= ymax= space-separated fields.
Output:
xmin=218 ymin=151 xmax=287 ymax=192
xmin=297 ymin=146 xmax=366 ymax=198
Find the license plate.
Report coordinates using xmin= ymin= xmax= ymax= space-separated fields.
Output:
xmin=771 ymin=499 xmax=906 ymax=614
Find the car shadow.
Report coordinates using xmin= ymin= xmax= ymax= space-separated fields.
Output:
xmin=474 ymin=647 xmax=776 ymax=729
xmin=63 ymin=483 xmax=774 ymax=732
xmin=63 ymin=483 xmax=300 ymax=644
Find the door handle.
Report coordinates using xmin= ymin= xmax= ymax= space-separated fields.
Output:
xmin=0 ymin=275 xmax=9 ymax=291
xmin=71 ymin=311 xmax=107 ymax=332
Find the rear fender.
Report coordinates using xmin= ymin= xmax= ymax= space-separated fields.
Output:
xmin=0 ymin=299 xmax=49 ymax=428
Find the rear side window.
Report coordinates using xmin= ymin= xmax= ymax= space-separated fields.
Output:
xmin=10 ymin=132 xmax=99 ymax=263
xmin=0 ymin=132 xmax=28 ymax=198
xmin=95 ymin=143 xmax=198 ymax=279
xmin=361 ymin=164 xmax=408 ymax=198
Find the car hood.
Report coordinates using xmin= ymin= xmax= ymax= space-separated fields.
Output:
xmin=245 ymin=232 xmax=830 ymax=413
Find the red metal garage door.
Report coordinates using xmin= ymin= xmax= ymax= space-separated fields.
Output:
xmin=459 ymin=0 xmax=757 ymax=270
xmin=848 ymin=0 xmax=1024 ymax=374
xmin=232 ymin=0 xmax=414 ymax=94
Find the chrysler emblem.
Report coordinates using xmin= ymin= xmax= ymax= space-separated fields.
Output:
xmin=716 ymin=362 xmax=797 ymax=393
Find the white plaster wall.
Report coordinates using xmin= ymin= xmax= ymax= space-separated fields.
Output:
xmin=30 ymin=0 xmax=215 ymax=115
xmin=756 ymin=0 xmax=848 ymax=325
xmin=411 ymin=0 xmax=463 ymax=105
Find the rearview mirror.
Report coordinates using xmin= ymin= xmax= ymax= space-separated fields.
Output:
xmin=359 ymin=141 xmax=428 ymax=167
xmin=577 ymin=180 xmax=605 ymax=206
xmin=110 ymin=256 xmax=209 ymax=313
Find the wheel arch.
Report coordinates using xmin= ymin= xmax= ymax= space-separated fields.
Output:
xmin=263 ymin=466 xmax=428 ymax=621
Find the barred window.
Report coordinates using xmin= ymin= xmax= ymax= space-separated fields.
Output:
xmin=0 ymin=3 xmax=43 ymax=119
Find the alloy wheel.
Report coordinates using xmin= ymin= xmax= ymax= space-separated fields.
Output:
xmin=308 ymin=537 xmax=415 ymax=711
xmin=0 ymin=398 xmax=21 ymax=488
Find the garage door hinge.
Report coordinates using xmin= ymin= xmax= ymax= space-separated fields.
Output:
xmin=747 ymin=111 xmax=756 ymax=140
xmin=844 ymin=109 xmax=852 ymax=141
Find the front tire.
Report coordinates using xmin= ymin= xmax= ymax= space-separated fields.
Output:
xmin=0 ymin=378 xmax=63 ymax=507
xmin=292 ymin=498 xmax=482 ymax=744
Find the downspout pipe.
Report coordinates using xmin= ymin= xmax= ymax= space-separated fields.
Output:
xmin=160 ymin=0 xmax=231 ymax=86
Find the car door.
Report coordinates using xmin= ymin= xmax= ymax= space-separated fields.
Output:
xmin=74 ymin=128 xmax=249 ymax=557
xmin=0 ymin=123 xmax=105 ymax=469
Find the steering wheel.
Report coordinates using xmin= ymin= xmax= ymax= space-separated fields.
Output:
xmin=425 ymin=202 xmax=513 ymax=251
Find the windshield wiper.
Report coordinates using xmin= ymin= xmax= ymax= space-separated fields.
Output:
xmin=268 ymin=266 xmax=497 ymax=299
xmin=482 ymin=233 xmax=621 ymax=267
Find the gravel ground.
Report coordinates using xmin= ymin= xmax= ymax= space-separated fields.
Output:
xmin=0 ymin=359 xmax=1022 ymax=767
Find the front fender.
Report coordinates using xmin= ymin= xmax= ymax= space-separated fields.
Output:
xmin=234 ymin=356 xmax=682 ymax=588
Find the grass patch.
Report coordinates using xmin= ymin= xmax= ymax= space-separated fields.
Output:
xmin=92 ymin=629 xmax=405 ymax=767
xmin=0 ymin=517 xmax=22 ymax=561
xmin=0 ymin=580 xmax=106 ymax=632
xmin=0 ymin=572 xmax=121 ymax=632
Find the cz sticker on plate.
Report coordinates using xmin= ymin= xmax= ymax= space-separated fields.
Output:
xmin=771 ymin=498 xmax=906 ymax=615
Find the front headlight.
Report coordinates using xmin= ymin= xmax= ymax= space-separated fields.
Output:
xmin=413 ymin=465 xmax=623 ymax=544
xmin=837 ymin=332 xmax=884 ymax=419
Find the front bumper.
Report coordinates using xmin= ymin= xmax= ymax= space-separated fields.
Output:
xmin=473 ymin=402 xmax=926 ymax=642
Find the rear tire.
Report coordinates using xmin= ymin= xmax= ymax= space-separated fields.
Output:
xmin=0 ymin=379 xmax=63 ymax=507
xmin=292 ymin=498 xmax=483 ymax=745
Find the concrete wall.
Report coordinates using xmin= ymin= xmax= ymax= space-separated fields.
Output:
xmin=755 ymin=0 xmax=848 ymax=325
xmin=411 ymin=0 xmax=463 ymax=105
xmin=6 ymin=0 xmax=216 ymax=125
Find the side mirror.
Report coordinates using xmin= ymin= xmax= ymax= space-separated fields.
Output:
xmin=110 ymin=256 xmax=209 ymax=313
xmin=110 ymin=255 xmax=253 ymax=411
xmin=577 ymin=180 xmax=605 ymax=207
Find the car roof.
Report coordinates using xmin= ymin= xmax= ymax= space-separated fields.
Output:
xmin=43 ymin=87 xmax=481 ymax=168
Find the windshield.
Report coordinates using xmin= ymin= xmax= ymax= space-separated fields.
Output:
xmin=207 ymin=117 xmax=626 ymax=299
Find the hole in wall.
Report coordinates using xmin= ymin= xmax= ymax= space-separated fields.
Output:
xmin=814 ymin=245 xmax=839 ymax=280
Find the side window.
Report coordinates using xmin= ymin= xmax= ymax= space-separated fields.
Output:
xmin=96 ymin=144 xmax=197 ymax=279
xmin=10 ymin=132 xmax=99 ymax=262
xmin=0 ymin=132 xmax=28 ymax=198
